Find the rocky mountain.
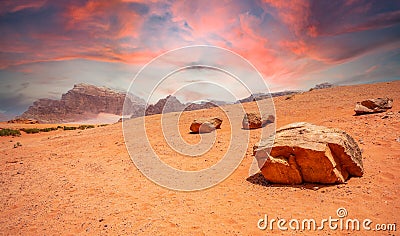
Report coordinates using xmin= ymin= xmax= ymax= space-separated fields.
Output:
xmin=19 ymin=83 xmax=145 ymax=123
xmin=145 ymin=95 xmax=185 ymax=116
xmin=145 ymin=96 xmax=228 ymax=116
xmin=310 ymin=82 xmax=334 ymax=90
xmin=237 ymin=90 xmax=300 ymax=103
xmin=183 ymin=102 xmax=218 ymax=111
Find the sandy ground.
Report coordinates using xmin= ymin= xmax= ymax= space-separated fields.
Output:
xmin=1 ymin=81 xmax=399 ymax=235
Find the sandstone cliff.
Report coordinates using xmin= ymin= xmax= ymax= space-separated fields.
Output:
xmin=19 ymin=84 xmax=145 ymax=123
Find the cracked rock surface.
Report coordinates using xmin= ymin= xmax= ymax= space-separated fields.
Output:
xmin=254 ymin=122 xmax=364 ymax=184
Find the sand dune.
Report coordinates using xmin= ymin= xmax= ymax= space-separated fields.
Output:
xmin=1 ymin=81 xmax=399 ymax=235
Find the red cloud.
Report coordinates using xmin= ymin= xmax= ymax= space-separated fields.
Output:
xmin=1 ymin=0 xmax=398 ymax=91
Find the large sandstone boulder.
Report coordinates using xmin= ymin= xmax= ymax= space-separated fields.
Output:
xmin=242 ymin=113 xmax=275 ymax=129
xmin=253 ymin=122 xmax=363 ymax=184
xmin=354 ymin=97 xmax=393 ymax=114
xmin=190 ymin=117 xmax=222 ymax=133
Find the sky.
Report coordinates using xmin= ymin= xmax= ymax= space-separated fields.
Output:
xmin=0 ymin=0 xmax=399 ymax=118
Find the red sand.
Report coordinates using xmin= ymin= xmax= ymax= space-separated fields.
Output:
xmin=1 ymin=81 xmax=399 ymax=235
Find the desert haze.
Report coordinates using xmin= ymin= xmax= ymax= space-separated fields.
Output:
xmin=1 ymin=81 xmax=399 ymax=235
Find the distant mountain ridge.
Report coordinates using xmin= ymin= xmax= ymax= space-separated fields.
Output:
xmin=18 ymin=83 xmax=303 ymax=123
xmin=144 ymin=96 xmax=222 ymax=116
xmin=236 ymin=90 xmax=301 ymax=103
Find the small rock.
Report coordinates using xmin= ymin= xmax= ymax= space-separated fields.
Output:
xmin=242 ymin=113 xmax=262 ymax=129
xmin=262 ymin=114 xmax=275 ymax=126
xmin=242 ymin=113 xmax=275 ymax=130
xmin=190 ymin=117 xmax=222 ymax=133
xmin=354 ymin=97 xmax=393 ymax=115
xmin=312 ymin=186 xmax=319 ymax=191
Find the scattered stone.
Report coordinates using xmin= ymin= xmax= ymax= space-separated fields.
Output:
xmin=312 ymin=186 xmax=319 ymax=191
xmin=285 ymin=94 xmax=294 ymax=100
xmin=354 ymin=97 xmax=393 ymax=115
xmin=117 ymin=117 xmax=131 ymax=122
xmin=13 ymin=142 xmax=22 ymax=148
xmin=254 ymin=122 xmax=363 ymax=184
xmin=396 ymin=137 xmax=400 ymax=142
xmin=190 ymin=117 xmax=222 ymax=133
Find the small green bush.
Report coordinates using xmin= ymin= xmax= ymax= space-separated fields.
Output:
xmin=78 ymin=125 xmax=95 ymax=130
xmin=21 ymin=128 xmax=40 ymax=134
xmin=57 ymin=126 xmax=63 ymax=129
xmin=98 ymin=124 xmax=108 ymax=127
xmin=0 ymin=128 xmax=21 ymax=136
xmin=63 ymin=126 xmax=77 ymax=131
xmin=40 ymin=127 xmax=57 ymax=132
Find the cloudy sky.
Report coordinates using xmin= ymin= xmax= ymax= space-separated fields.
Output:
xmin=0 ymin=0 xmax=399 ymax=118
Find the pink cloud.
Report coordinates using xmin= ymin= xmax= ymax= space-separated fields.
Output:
xmin=0 ymin=0 xmax=47 ymax=14
xmin=0 ymin=0 xmax=399 ymax=92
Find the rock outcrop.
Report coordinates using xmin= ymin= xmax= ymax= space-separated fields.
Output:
xmin=7 ymin=118 xmax=39 ymax=124
xmin=19 ymin=84 xmax=145 ymax=123
xmin=354 ymin=97 xmax=393 ymax=114
xmin=190 ymin=117 xmax=222 ymax=133
xmin=242 ymin=113 xmax=275 ymax=129
xmin=237 ymin=91 xmax=300 ymax=103
xmin=145 ymin=95 xmax=185 ymax=116
xmin=183 ymin=102 xmax=218 ymax=111
xmin=253 ymin=122 xmax=363 ymax=184
xmin=145 ymin=96 xmax=223 ymax=116
xmin=310 ymin=82 xmax=334 ymax=90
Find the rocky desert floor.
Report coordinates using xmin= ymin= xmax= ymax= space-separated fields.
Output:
xmin=1 ymin=81 xmax=399 ymax=235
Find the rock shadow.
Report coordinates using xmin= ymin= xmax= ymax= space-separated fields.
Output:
xmin=246 ymin=173 xmax=339 ymax=190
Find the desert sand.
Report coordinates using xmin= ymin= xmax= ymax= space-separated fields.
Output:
xmin=1 ymin=81 xmax=399 ymax=235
